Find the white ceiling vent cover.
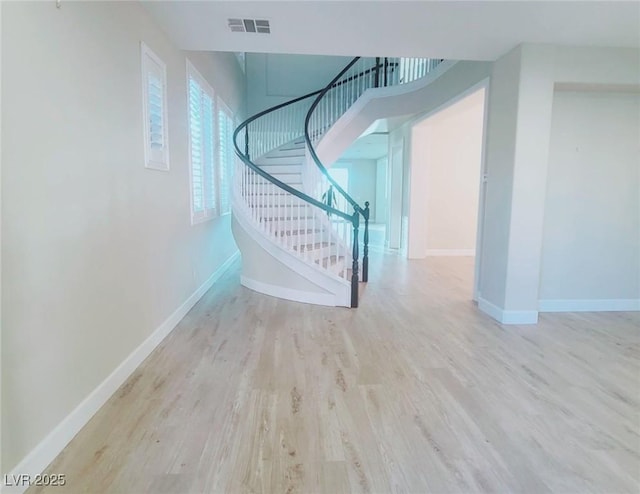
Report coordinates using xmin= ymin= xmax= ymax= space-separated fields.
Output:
xmin=228 ymin=18 xmax=270 ymax=34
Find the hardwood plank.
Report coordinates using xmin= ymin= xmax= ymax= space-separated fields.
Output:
xmin=29 ymin=252 xmax=640 ymax=493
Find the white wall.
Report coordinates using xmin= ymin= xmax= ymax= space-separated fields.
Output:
xmin=539 ymin=90 xmax=640 ymax=304
xmin=476 ymin=47 xmax=522 ymax=316
xmin=1 ymin=1 xmax=244 ymax=474
xmin=246 ymin=53 xmax=353 ymax=115
xmin=387 ymin=134 xmax=406 ymax=249
xmin=477 ymin=44 xmax=640 ymax=323
xmin=375 ymin=157 xmax=388 ymax=225
xmin=408 ymin=89 xmax=484 ymax=258
xmin=0 ymin=1 xmax=4 ymax=476
xmin=333 ymin=160 xmax=377 ymax=220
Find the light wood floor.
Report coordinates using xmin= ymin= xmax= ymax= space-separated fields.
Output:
xmin=31 ymin=252 xmax=640 ymax=493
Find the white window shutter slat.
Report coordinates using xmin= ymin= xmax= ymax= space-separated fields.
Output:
xmin=141 ymin=42 xmax=169 ymax=170
xmin=187 ymin=62 xmax=220 ymax=223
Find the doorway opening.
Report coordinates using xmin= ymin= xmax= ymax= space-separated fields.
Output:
xmin=407 ymin=86 xmax=488 ymax=299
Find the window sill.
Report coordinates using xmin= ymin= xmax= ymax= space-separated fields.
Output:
xmin=145 ymin=160 xmax=170 ymax=172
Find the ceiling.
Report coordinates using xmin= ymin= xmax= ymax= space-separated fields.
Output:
xmin=142 ymin=1 xmax=639 ymax=61
xmin=338 ymin=133 xmax=389 ymax=161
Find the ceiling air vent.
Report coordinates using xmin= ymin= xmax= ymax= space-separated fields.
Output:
xmin=228 ymin=18 xmax=270 ymax=34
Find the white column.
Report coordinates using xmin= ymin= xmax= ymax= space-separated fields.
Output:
xmin=478 ymin=44 xmax=555 ymax=324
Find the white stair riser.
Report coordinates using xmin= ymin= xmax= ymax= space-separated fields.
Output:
xmin=266 ymin=148 xmax=306 ymax=158
xmin=256 ymin=164 xmax=302 ymax=175
xmin=323 ymin=258 xmax=346 ymax=276
xmin=294 ymin=245 xmax=335 ymax=261
xmin=247 ymin=206 xmax=314 ymax=220
xmin=247 ymin=174 xmax=301 ymax=185
xmin=245 ymin=195 xmax=309 ymax=205
xmin=256 ymin=156 xmax=305 ymax=166
xmin=258 ymin=219 xmax=316 ymax=230
xmin=267 ymin=230 xmax=328 ymax=245
xmin=252 ymin=204 xmax=313 ymax=216
xmin=289 ymin=231 xmax=327 ymax=244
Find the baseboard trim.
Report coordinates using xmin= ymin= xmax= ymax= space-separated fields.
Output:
xmin=241 ymin=275 xmax=337 ymax=307
xmin=425 ymin=249 xmax=475 ymax=257
xmin=2 ymin=251 xmax=239 ymax=494
xmin=478 ymin=297 xmax=539 ymax=325
xmin=539 ymin=298 xmax=640 ymax=312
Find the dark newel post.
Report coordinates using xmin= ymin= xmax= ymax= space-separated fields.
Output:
xmin=244 ymin=124 xmax=250 ymax=159
xmin=383 ymin=57 xmax=389 ymax=87
xmin=350 ymin=210 xmax=360 ymax=308
xmin=362 ymin=201 xmax=370 ymax=282
xmin=374 ymin=57 xmax=381 ymax=88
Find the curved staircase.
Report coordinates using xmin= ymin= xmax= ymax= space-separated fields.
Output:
xmin=232 ymin=57 xmax=443 ymax=307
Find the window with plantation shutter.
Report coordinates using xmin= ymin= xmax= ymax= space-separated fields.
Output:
xmin=218 ymin=100 xmax=234 ymax=215
xmin=187 ymin=61 xmax=218 ymax=224
xmin=141 ymin=42 xmax=169 ymax=170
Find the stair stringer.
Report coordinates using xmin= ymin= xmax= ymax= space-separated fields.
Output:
xmin=312 ymin=60 xmax=492 ymax=166
xmin=232 ymin=208 xmax=351 ymax=308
